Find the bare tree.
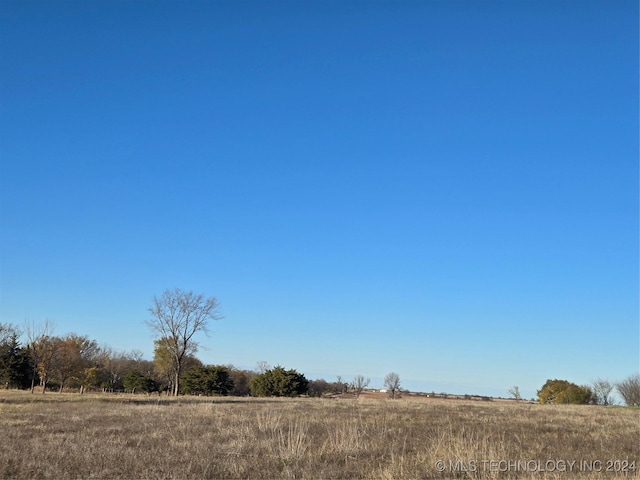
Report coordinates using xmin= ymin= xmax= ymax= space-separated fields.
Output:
xmin=591 ymin=378 xmax=614 ymax=406
xmin=617 ymin=373 xmax=640 ymax=407
xmin=384 ymin=372 xmax=401 ymax=399
xmin=23 ymin=320 xmax=56 ymax=394
xmin=351 ymin=374 xmax=370 ymax=398
xmin=127 ymin=349 xmax=145 ymax=363
xmin=98 ymin=347 xmax=125 ymax=392
xmin=336 ymin=375 xmax=348 ymax=394
xmin=0 ymin=322 xmax=20 ymax=345
xmin=508 ymin=386 xmax=522 ymax=402
xmin=146 ymin=288 xmax=222 ymax=396
xmin=256 ymin=361 xmax=270 ymax=374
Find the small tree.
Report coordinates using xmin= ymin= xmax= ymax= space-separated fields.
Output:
xmin=617 ymin=373 xmax=640 ymax=407
xmin=384 ymin=372 xmax=401 ymax=399
xmin=146 ymin=288 xmax=222 ymax=396
xmin=335 ymin=375 xmax=348 ymax=394
xmin=351 ymin=374 xmax=370 ymax=398
xmin=0 ymin=323 xmax=31 ymax=389
xmin=181 ymin=365 xmax=234 ymax=396
xmin=153 ymin=338 xmax=177 ymax=393
xmin=123 ymin=370 xmax=158 ymax=394
xmin=256 ymin=361 xmax=270 ymax=374
xmin=98 ymin=348 xmax=129 ymax=392
xmin=227 ymin=366 xmax=254 ymax=396
xmin=308 ymin=378 xmax=346 ymax=397
xmin=508 ymin=386 xmax=522 ymax=402
xmin=50 ymin=334 xmax=99 ymax=393
xmin=24 ymin=320 xmax=56 ymax=393
xmin=78 ymin=366 xmax=101 ymax=394
xmin=308 ymin=378 xmax=330 ymax=397
xmin=591 ymin=378 xmax=615 ymax=406
xmin=537 ymin=379 xmax=591 ymax=404
xmin=250 ymin=366 xmax=308 ymax=397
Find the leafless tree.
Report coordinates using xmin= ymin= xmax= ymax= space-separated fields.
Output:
xmin=336 ymin=375 xmax=348 ymax=394
xmin=146 ymin=288 xmax=222 ymax=396
xmin=508 ymin=386 xmax=522 ymax=401
xmin=0 ymin=322 xmax=20 ymax=345
xmin=617 ymin=373 xmax=640 ymax=407
xmin=127 ymin=349 xmax=145 ymax=363
xmin=591 ymin=378 xmax=614 ymax=405
xmin=384 ymin=372 xmax=401 ymax=399
xmin=98 ymin=347 xmax=125 ymax=392
xmin=23 ymin=320 xmax=56 ymax=394
xmin=256 ymin=361 xmax=270 ymax=374
xmin=351 ymin=374 xmax=370 ymax=398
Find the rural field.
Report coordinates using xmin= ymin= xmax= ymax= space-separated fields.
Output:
xmin=0 ymin=390 xmax=638 ymax=479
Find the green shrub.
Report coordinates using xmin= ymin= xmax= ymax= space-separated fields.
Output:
xmin=123 ymin=370 xmax=158 ymax=393
xmin=181 ymin=365 xmax=234 ymax=396
xmin=537 ymin=379 xmax=592 ymax=404
xmin=250 ymin=366 xmax=308 ymax=397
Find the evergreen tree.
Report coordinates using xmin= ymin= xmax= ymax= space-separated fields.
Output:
xmin=250 ymin=366 xmax=308 ymax=397
xmin=181 ymin=365 xmax=234 ymax=396
xmin=537 ymin=379 xmax=592 ymax=404
xmin=0 ymin=323 xmax=32 ymax=389
xmin=123 ymin=370 xmax=158 ymax=393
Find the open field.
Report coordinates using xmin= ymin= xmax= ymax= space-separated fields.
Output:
xmin=0 ymin=390 xmax=638 ymax=479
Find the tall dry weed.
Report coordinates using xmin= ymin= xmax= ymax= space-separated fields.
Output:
xmin=0 ymin=391 xmax=637 ymax=479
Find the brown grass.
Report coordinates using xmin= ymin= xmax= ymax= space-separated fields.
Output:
xmin=0 ymin=390 xmax=638 ymax=479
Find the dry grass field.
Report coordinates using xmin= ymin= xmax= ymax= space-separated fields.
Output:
xmin=0 ymin=390 xmax=638 ymax=479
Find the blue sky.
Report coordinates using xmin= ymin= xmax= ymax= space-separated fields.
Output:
xmin=1 ymin=0 xmax=637 ymax=399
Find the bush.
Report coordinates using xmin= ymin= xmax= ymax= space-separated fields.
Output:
xmin=123 ymin=370 xmax=158 ymax=393
xmin=181 ymin=365 xmax=234 ymax=396
xmin=537 ymin=379 xmax=592 ymax=404
xmin=617 ymin=373 xmax=640 ymax=407
xmin=307 ymin=378 xmax=347 ymax=397
xmin=250 ymin=366 xmax=308 ymax=397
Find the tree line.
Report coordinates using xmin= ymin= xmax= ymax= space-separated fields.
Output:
xmin=533 ymin=377 xmax=640 ymax=406
xmin=0 ymin=320 xmax=398 ymax=398
xmin=0 ymin=286 xmax=398 ymax=398
xmin=3 ymin=288 xmax=636 ymax=404
xmin=0 ymin=321 xmax=297 ymax=396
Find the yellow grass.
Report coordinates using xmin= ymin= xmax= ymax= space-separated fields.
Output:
xmin=0 ymin=390 xmax=638 ymax=479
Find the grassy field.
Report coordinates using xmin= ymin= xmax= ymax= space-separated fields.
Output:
xmin=0 ymin=390 xmax=638 ymax=479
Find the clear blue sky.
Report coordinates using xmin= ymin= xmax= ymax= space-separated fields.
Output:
xmin=1 ymin=0 xmax=637 ymax=399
